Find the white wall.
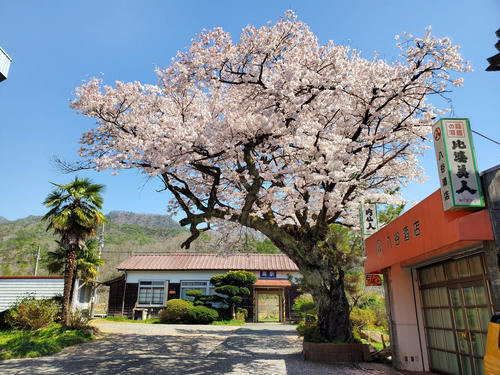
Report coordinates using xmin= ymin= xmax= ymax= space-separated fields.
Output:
xmin=126 ymin=270 xmax=301 ymax=284
xmin=0 ymin=278 xmax=63 ymax=312
xmin=388 ymin=265 xmax=428 ymax=372
xmin=126 ymin=271 xmax=219 ymax=284
xmin=72 ymin=279 xmax=91 ymax=311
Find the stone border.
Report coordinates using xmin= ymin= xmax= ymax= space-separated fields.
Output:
xmin=303 ymin=341 xmax=370 ymax=363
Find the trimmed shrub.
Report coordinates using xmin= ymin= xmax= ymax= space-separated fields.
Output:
xmin=185 ymin=289 xmax=207 ymax=306
xmin=187 ymin=305 xmax=219 ymax=324
xmin=210 ymin=271 xmax=257 ymax=319
xmin=159 ymin=299 xmax=193 ymax=323
xmin=5 ymin=296 xmax=58 ymax=330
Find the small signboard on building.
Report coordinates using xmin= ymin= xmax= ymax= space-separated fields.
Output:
xmin=432 ymin=118 xmax=484 ymax=211
xmin=360 ymin=203 xmax=379 ymax=237
xmin=365 ymin=274 xmax=382 ymax=286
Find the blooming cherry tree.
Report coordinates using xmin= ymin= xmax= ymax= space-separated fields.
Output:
xmin=71 ymin=12 xmax=470 ymax=341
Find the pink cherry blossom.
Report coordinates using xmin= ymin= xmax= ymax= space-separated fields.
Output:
xmin=71 ymin=11 xmax=470 ymax=246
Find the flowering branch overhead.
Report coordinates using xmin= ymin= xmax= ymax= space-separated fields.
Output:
xmin=71 ymin=12 xmax=470 ymax=248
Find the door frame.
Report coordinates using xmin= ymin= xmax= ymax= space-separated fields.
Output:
xmin=253 ymin=288 xmax=284 ymax=322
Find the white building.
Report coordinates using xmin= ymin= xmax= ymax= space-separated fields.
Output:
xmin=0 ymin=276 xmax=92 ymax=312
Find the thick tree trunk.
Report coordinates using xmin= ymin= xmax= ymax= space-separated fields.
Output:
xmin=268 ymin=235 xmax=353 ymax=342
xmin=69 ymin=273 xmax=77 ymax=307
xmin=307 ymin=268 xmax=352 ymax=342
xmin=241 ymin=215 xmax=354 ymax=342
xmin=62 ymin=245 xmax=77 ymax=327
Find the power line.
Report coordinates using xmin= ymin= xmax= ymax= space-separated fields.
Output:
xmin=472 ymin=129 xmax=500 ymax=147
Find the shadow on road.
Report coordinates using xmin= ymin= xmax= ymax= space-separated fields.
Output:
xmin=0 ymin=325 xmax=393 ymax=375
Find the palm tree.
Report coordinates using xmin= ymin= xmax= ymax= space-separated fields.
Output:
xmin=46 ymin=238 xmax=104 ymax=306
xmin=43 ymin=177 xmax=106 ymax=326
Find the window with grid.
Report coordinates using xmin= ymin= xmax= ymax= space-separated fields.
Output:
xmin=138 ymin=281 xmax=166 ymax=306
xmin=180 ymin=281 xmax=214 ymax=300
xmin=418 ymin=254 xmax=493 ymax=375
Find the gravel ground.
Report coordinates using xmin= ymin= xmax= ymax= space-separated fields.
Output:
xmin=0 ymin=322 xmax=401 ymax=375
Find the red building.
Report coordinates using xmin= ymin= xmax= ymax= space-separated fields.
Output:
xmin=364 ymin=166 xmax=500 ymax=374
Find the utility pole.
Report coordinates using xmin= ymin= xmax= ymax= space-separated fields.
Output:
xmin=34 ymin=245 xmax=40 ymax=276
xmin=90 ymin=223 xmax=104 ymax=318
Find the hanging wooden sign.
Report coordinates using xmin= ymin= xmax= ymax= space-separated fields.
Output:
xmin=365 ymin=274 xmax=383 ymax=286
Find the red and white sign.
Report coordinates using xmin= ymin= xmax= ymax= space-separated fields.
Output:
xmin=365 ymin=274 xmax=382 ymax=286
xmin=432 ymin=118 xmax=484 ymax=211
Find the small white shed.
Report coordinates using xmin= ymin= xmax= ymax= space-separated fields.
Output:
xmin=0 ymin=276 xmax=92 ymax=312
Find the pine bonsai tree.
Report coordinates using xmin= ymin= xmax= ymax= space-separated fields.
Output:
xmin=209 ymin=271 xmax=257 ymax=319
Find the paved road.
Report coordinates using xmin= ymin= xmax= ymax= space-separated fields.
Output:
xmin=0 ymin=322 xmax=400 ymax=374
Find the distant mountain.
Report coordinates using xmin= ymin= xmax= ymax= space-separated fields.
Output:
xmin=0 ymin=212 xmax=188 ymax=280
xmin=0 ymin=215 xmax=42 ymax=226
xmin=106 ymin=211 xmax=181 ymax=229
xmin=0 ymin=212 xmax=280 ymax=282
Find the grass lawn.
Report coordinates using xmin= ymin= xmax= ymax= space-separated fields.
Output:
xmin=97 ymin=316 xmax=245 ymax=325
xmin=210 ymin=320 xmax=245 ymax=326
xmin=257 ymin=317 xmax=279 ymax=322
xmin=96 ymin=316 xmax=161 ymax=324
xmin=0 ymin=323 xmax=94 ymax=360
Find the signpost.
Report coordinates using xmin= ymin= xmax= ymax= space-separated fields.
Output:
xmin=432 ymin=118 xmax=484 ymax=211
xmin=360 ymin=203 xmax=379 ymax=237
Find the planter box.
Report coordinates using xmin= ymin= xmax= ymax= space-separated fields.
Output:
xmin=303 ymin=341 xmax=370 ymax=363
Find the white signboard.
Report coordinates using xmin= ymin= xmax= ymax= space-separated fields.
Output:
xmin=432 ymin=118 xmax=484 ymax=211
xmin=360 ymin=203 xmax=379 ymax=236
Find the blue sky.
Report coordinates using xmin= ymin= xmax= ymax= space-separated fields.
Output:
xmin=0 ymin=0 xmax=499 ymax=221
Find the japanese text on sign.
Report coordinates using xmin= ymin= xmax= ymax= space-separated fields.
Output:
xmin=365 ymin=274 xmax=383 ymax=286
xmin=377 ymin=220 xmax=421 ymax=256
xmin=360 ymin=203 xmax=379 ymax=236
xmin=432 ymin=119 xmax=484 ymax=211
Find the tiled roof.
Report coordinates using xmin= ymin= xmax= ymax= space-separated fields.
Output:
xmin=117 ymin=253 xmax=299 ymax=272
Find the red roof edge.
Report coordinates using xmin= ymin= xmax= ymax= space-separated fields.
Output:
xmin=0 ymin=276 xmax=64 ymax=279
xmin=254 ymin=279 xmax=292 ymax=287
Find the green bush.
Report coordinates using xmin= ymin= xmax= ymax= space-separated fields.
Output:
xmin=67 ymin=310 xmax=91 ymax=330
xmin=360 ymin=296 xmax=388 ymax=328
xmin=292 ymin=294 xmax=316 ymax=323
xmin=296 ymin=322 xmax=327 ymax=343
xmin=236 ymin=307 xmax=248 ymax=321
xmin=0 ymin=308 xmax=13 ymax=329
xmin=187 ymin=305 xmax=219 ymax=324
xmin=5 ymin=296 xmax=58 ymax=330
xmin=350 ymin=306 xmax=376 ymax=336
xmin=159 ymin=299 xmax=193 ymax=323
xmin=185 ymin=289 xmax=207 ymax=306
xmin=210 ymin=271 xmax=257 ymax=319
